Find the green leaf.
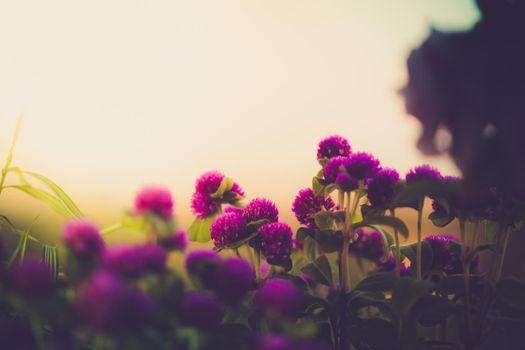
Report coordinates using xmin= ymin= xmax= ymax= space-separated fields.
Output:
xmin=0 ymin=116 xmax=23 ymax=192
xmin=42 ymin=245 xmax=59 ymax=280
xmin=245 ymin=219 xmax=269 ymax=233
xmin=391 ymin=278 xmax=434 ymax=319
xmin=465 ymin=243 xmax=496 ymax=264
xmin=413 ymin=295 xmax=458 ymax=327
xmin=312 ymin=176 xmax=326 ymax=197
xmin=354 ymin=272 xmax=398 ymax=293
xmin=296 ymin=227 xmax=315 ymax=243
xmin=438 ymin=274 xmax=481 ymax=296
xmin=219 ymin=231 xmax=258 ymax=251
xmin=323 ymin=183 xmax=339 ymax=196
xmin=352 ymin=215 xmax=409 ymax=239
xmin=0 ymin=215 xmax=39 ymax=242
xmin=400 ymin=241 xmax=433 ymax=276
xmin=300 ymin=255 xmax=333 ymax=286
xmin=6 ymin=184 xmax=75 ymax=217
xmin=210 ymin=177 xmax=233 ymax=199
xmin=188 ymin=216 xmax=215 ymax=242
xmin=314 ymin=211 xmax=344 ymax=230
xmin=312 ymin=229 xmax=342 ymax=253
xmin=8 ymin=216 xmax=39 ymax=267
xmin=361 ymin=204 xmax=386 ymax=219
xmin=391 ymin=180 xmax=459 ymax=210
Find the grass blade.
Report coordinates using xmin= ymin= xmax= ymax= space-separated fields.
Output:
xmin=5 ymin=184 xmax=74 ymax=217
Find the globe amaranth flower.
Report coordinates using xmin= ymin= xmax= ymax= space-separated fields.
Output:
xmin=376 ymin=254 xmax=411 ymax=276
xmin=344 ymin=152 xmax=380 ymax=180
xmin=191 ymin=171 xmax=244 ymax=219
xmin=210 ymin=212 xmax=247 ymax=248
xmin=76 ymin=270 xmax=152 ymax=332
xmin=317 ymin=135 xmax=351 ymax=161
xmin=9 ymin=258 xmax=53 ymax=301
xmin=424 ymin=234 xmax=478 ymax=274
xmin=223 ymin=205 xmax=244 ymax=216
xmin=405 ymin=165 xmax=442 ymax=184
xmin=257 ymin=336 xmax=294 ymax=350
xmin=134 ymin=186 xmax=174 ymax=219
xmin=102 ymin=244 xmax=167 ymax=278
xmin=62 ymin=219 xmax=105 ymax=259
xmin=292 ymin=188 xmax=336 ymax=228
xmin=323 ymin=156 xmax=348 ymax=183
xmin=160 ymin=230 xmax=188 ymax=252
xmin=366 ymin=168 xmax=400 ymax=207
xmin=254 ymin=278 xmax=303 ymax=318
xmin=349 ymin=230 xmax=384 ymax=262
xmin=253 ymin=222 xmax=293 ymax=265
xmin=180 ymin=292 xmax=223 ymax=330
xmin=185 ymin=250 xmax=221 ymax=288
xmin=335 ymin=173 xmax=358 ymax=192
xmin=243 ymin=198 xmax=279 ymax=223
xmin=210 ymin=257 xmax=255 ymax=304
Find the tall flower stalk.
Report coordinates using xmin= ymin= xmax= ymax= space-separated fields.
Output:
xmin=416 ymin=199 xmax=424 ymax=280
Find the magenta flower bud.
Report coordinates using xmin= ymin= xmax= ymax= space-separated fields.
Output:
xmin=254 ymin=278 xmax=302 ymax=318
xmin=180 ymin=292 xmax=223 ymax=330
xmin=344 ymin=152 xmax=380 ymax=180
xmin=257 ymin=336 xmax=295 ymax=350
xmin=424 ymin=234 xmax=477 ymax=274
xmin=161 ymin=230 xmax=188 ymax=252
xmin=224 ymin=206 xmax=244 ymax=216
xmin=185 ymin=250 xmax=221 ymax=288
xmin=10 ymin=258 xmax=53 ymax=301
xmin=191 ymin=171 xmax=245 ymax=218
xmin=134 ymin=186 xmax=174 ymax=219
xmin=211 ymin=212 xmax=247 ymax=248
xmin=335 ymin=173 xmax=359 ymax=192
xmin=243 ymin=198 xmax=279 ymax=223
xmin=317 ymin=135 xmax=351 ymax=161
xmin=75 ymin=270 xmax=152 ymax=332
xmin=349 ymin=230 xmax=384 ymax=262
xmin=292 ymin=188 xmax=336 ymax=228
xmin=376 ymin=255 xmax=411 ymax=276
xmin=405 ymin=165 xmax=442 ymax=184
xmin=323 ymin=156 xmax=348 ymax=183
xmin=253 ymin=222 xmax=293 ymax=265
xmin=62 ymin=219 xmax=105 ymax=260
xmin=138 ymin=243 xmax=168 ymax=273
xmin=102 ymin=244 xmax=167 ymax=278
xmin=366 ymin=168 xmax=400 ymax=207
xmin=210 ymin=257 xmax=255 ymax=304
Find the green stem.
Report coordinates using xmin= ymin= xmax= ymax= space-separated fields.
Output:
xmin=0 ymin=117 xmax=23 ymax=197
xmin=255 ymin=249 xmax=262 ymax=280
xmin=416 ymin=199 xmax=424 ymax=280
xmin=390 ymin=209 xmax=401 ymax=278
xmin=496 ymin=227 xmax=511 ymax=281
xmin=459 ymin=219 xmax=472 ymax=339
xmin=101 ymin=222 xmax=124 ymax=235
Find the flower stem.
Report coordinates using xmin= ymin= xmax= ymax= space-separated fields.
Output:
xmin=0 ymin=117 xmax=23 ymax=198
xmin=459 ymin=219 xmax=472 ymax=338
xmin=255 ymin=248 xmax=262 ymax=280
xmin=416 ymin=199 xmax=424 ymax=280
xmin=390 ymin=209 xmax=401 ymax=278
xmin=496 ymin=227 xmax=511 ymax=281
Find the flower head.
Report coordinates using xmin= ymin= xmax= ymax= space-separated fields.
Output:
xmin=349 ymin=230 xmax=384 ymax=262
xmin=344 ymin=152 xmax=380 ymax=180
xmin=257 ymin=336 xmax=294 ymax=350
xmin=335 ymin=173 xmax=359 ymax=192
xmin=323 ymin=156 xmax=348 ymax=183
xmin=180 ymin=292 xmax=223 ymax=330
xmin=10 ymin=258 xmax=53 ymax=301
xmin=224 ymin=206 xmax=244 ymax=216
xmin=317 ymin=135 xmax=351 ymax=161
xmin=211 ymin=257 xmax=255 ymax=304
xmin=62 ymin=219 xmax=105 ymax=259
xmin=376 ymin=255 xmax=411 ymax=276
xmin=243 ymin=198 xmax=279 ymax=223
xmin=102 ymin=244 xmax=167 ymax=278
xmin=253 ymin=222 xmax=293 ymax=265
xmin=191 ymin=171 xmax=244 ymax=219
xmin=160 ymin=230 xmax=188 ymax=252
xmin=134 ymin=186 xmax=174 ymax=219
xmin=292 ymin=188 xmax=336 ymax=228
xmin=405 ymin=165 xmax=442 ymax=184
xmin=75 ymin=270 xmax=152 ymax=332
xmin=254 ymin=278 xmax=302 ymax=318
xmin=424 ymin=234 xmax=470 ymax=274
xmin=366 ymin=168 xmax=400 ymax=207
xmin=211 ymin=212 xmax=247 ymax=248
xmin=185 ymin=250 xmax=221 ymax=288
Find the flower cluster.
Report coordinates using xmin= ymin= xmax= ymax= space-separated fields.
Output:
xmin=292 ymin=188 xmax=336 ymax=228
xmin=191 ymin=171 xmax=244 ymax=218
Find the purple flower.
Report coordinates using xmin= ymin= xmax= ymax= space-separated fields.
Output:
xmin=335 ymin=173 xmax=359 ymax=192
xmin=62 ymin=219 xmax=105 ymax=259
xmin=138 ymin=244 xmax=168 ymax=273
xmin=180 ymin=292 xmax=223 ymax=330
xmin=323 ymin=156 xmax=348 ymax=183
xmin=161 ymin=230 xmax=188 ymax=251
xmin=405 ymin=165 xmax=442 ymax=184
xmin=211 ymin=257 xmax=255 ymax=304
xmin=224 ymin=206 xmax=244 ymax=216
xmin=344 ymin=152 xmax=380 ymax=180
xmin=253 ymin=222 xmax=293 ymax=265
xmin=243 ymin=198 xmax=279 ymax=223
xmin=376 ymin=255 xmax=411 ymax=276
xmin=317 ymin=135 xmax=351 ymax=161
xmin=424 ymin=234 xmax=477 ymax=274
xmin=185 ymin=250 xmax=221 ymax=288
xmin=257 ymin=336 xmax=294 ymax=350
xmin=76 ymin=270 xmax=152 ymax=332
xmin=366 ymin=168 xmax=400 ymax=207
xmin=211 ymin=212 xmax=247 ymax=248
xmin=102 ymin=244 xmax=167 ymax=278
xmin=349 ymin=230 xmax=384 ymax=262
xmin=292 ymin=188 xmax=336 ymax=228
xmin=10 ymin=258 xmax=53 ymax=301
xmin=134 ymin=186 xmax=174 ymax=219
xmin=254 ymin=278 xmax=302 ymax=318
xmin=191 ymin=171 xmax=244 ymax=219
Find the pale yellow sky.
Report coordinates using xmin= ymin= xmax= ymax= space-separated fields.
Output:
xmin=0 ymin=0 xmax=479 ymax=238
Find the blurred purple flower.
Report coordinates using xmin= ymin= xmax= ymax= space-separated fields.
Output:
xmin=349 ymin=230 xmax=384 ymax=262
xmin=335 ymin=173 xmax=359 ymax=192
xmin=376 ymin=255 xmax=411 ymax=276
xmin=253 ymin=222 xmax=293 ymax=265
xmin=344 ymin=152 xmax=380 ymax=180
xmin=62 ymin=219 xmax=105 ymax=260
xmin=317 ymin=135 xmax=351 ymax=161
xmin=102 ymin=244 xmax=167 ymax=278
xmin=405 ymin=165 xmax=442 ymax=184
xmin=10 ymin=258 xmax=53 ymax=301
xmin=211 ymin=212 xmax=247 ymax=248
xmin=424 ymin=234 xmax=478 ymax=274
xmin=224 ymin=205 xmax=244 ymax=216
xmin=243 ymin=198 xmax=279 ymax=223
xmin=185 ymin=250 xmax=221 ymax=288
xmin=257 ymin=336 xmax=294 ymax=350
xmin=366 ymin=168 xmax=400 ymax=207
xmin=211 ymin=257 xmax=255 ymax=304
xmin=161 ymin=230 xmax=188 ymax=252
xmin=292 ymin=188 xmax=336 ymax=228
xmin=254 ymin=278 xmax=302 ymax=318
xmin=180 ymin=292 xmax=223 ymax=330
xmin=323 ymin=156 xmax=348 ymax=183
xmin=134 ymin=186 xmax=174 ymax=219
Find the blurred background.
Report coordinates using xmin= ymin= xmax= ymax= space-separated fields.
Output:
xmin=0 ymin=0 xmax=479 ymax=245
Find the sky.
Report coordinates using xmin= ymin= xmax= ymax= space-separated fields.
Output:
xmin=0 ymin=0 xmax=480 ymax=240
